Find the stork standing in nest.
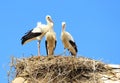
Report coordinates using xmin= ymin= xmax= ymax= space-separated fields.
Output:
xmin=61 ymin=22 xmax=78 ymax=57
xmin=45 ymin=24 xmax=57 ymax=57
xmin=21 ymin=15 xmax=53 ymax=56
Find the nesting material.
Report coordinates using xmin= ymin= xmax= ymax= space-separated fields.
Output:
xmin=11 ymin=56 xmax=115 ymax=83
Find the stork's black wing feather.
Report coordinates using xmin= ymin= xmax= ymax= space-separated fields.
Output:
xmin=21 ymin=29 xmax=42 ymax=45
xmin=45 ymin=40 xmax=48 ymax=55
xmin=69 ymin=40 xmax=78 ymax=53
xmin=54 ymin=40 xmax=57 ymax=50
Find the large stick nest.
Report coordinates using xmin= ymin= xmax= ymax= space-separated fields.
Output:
xmin=11 ymin=56 xmax=112 ymax=83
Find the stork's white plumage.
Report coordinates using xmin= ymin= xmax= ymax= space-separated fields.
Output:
xmin=21 ymin=15 xmax=53 ymax=56
xmin=61 ymin=22 xmax=78 ymax=56
xmin=45 ymin=27 xmax=57 ymax=56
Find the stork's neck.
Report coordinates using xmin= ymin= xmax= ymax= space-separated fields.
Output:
xmin=45 ymin=22 xmax=54 ymax=32
xmin=47 ymin=23 xmax=54 ymax=32
xmin=47 ymin=21 xmax=53 ymax=27
xmin=62 ymin=27 xmax=66 ymax=32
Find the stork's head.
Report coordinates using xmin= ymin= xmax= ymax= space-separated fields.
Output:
xmin=62 ymin=22 xmax=66 ymax=31
xmin=46 ymin=15 xmax=53 ymax=26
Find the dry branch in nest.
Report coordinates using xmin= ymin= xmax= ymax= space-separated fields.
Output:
xmin=11 ymin=56 xmax=112 ymax=83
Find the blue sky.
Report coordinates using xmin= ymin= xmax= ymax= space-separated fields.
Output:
xmin=0 ymin=0 xmax=120 ymax=82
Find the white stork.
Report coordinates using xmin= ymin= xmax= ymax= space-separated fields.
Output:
xmin=45 ymin=26 xmax=57 ymax=56
xmin=21 ymin=15 xmax=53 ymax=56
xmin=61 ymin=22 xmax=78 ymax=56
